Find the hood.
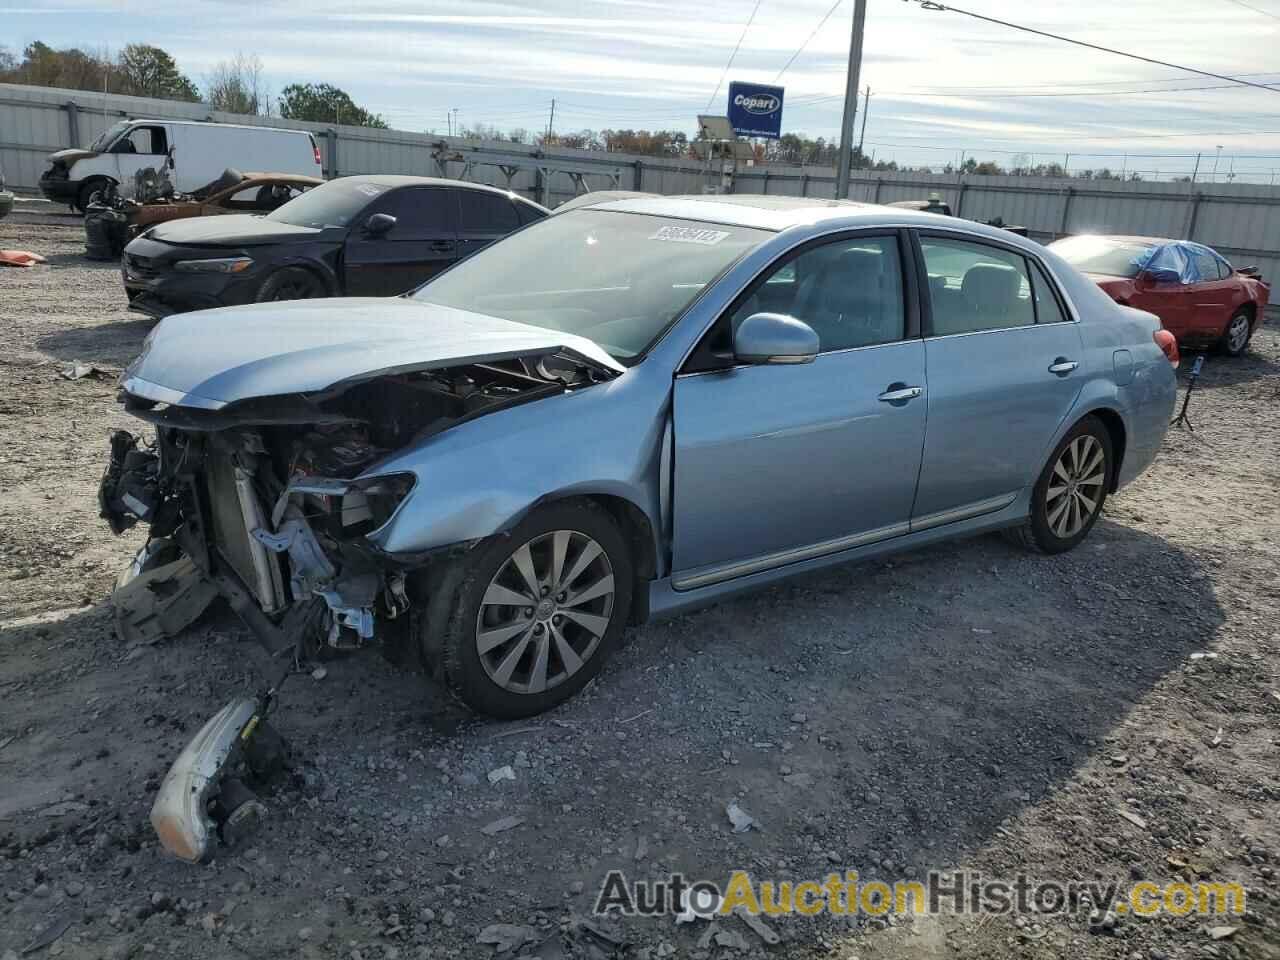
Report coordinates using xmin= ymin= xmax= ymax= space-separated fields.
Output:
xmin=145 ymin=214 xmax=322 ymax=246
xmin=122 ymin=298 xmax=625 ymax=409
xmin=48 ymin=148 xmax=98 ymax=166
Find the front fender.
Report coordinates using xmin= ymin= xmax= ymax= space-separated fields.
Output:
xmin=365 ymin=369 xmax=669 ymax=570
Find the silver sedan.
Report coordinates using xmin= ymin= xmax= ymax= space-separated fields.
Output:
xmin=105 ymin=195 xmax=1179 ymax=716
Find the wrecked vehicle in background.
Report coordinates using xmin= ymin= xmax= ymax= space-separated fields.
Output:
xmin=0 ymin=167 xmax=14 ymax=220
xmin=99 ymin=196 xmax=1177 ymax=862
xmin=85 ymin=169 xmax=322 ymax=260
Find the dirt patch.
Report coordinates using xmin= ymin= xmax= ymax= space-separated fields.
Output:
xmin=0 ymin=211 xmax=1277 ymax=959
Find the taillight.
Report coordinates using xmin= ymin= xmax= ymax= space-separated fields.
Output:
xmin=1153 ymin=329 xmax=1179 ymax=367
xmin=310 ymin=136 xmax=322 ymax=167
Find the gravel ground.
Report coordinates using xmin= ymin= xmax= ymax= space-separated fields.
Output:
xmin=0 ymin=210 xmax=1277 ymax=960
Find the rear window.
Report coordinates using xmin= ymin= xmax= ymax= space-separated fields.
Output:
xmin=266 ymin=179 xmax=386 ymax=229
xmin=1049 ymin=236 xmax=1155 ymax=278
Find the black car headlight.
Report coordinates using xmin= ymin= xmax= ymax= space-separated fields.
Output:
xmin=340 ymin=473 xmax=417 ymax=534
xmin=173 ymin=257 xmax=254 ymax=274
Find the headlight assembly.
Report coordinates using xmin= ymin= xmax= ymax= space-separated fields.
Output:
xmin=173 ymin=257 xmax=254 ymax=274
xmin=341 ymin=473 xmax=417 ymax=533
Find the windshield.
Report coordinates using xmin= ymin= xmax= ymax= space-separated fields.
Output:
xmin=266 ymin=179 xmax=388 ymax=229
xmin=1050 ymin=236 xmax=1156 ymax=278
xmin=88 ymin=121 xmax=131 ymax=153
xmin=412 ymin=210 xmax=770 ymax=359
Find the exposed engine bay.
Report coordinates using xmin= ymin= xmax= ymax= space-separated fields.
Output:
xmin=98 ymin=353 xmax=611 ymax=862
xmin=101 ymin=354 xmax=603 ymax=653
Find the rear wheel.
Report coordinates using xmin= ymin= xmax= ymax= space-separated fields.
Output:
xmin=1220 ymin=310 xmax=1253 ymax=357
xmin=254 ymin=266 xmax=326 ymax=303
xmin=439 ymin=501 xmax=633 ymax=718
xmin=1003 ymin=416 xmax=1112 ymax=554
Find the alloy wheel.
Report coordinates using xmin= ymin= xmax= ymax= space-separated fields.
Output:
xmin=1045 ymin=435 xmax=1106 ymax=539
xmin=475 ymin=530 xmax=615 ymax=695
xmin=1227 ymin=314 xmax=1250 ymax=353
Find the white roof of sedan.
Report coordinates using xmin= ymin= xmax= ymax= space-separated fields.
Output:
xmin=586 ymin=194 xmax=961 ymax=232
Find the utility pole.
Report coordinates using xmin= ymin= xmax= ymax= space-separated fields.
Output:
xmin=1211 ymin=144 xmax=1222 ymax=183
xmin=856 ymin=86 xmax=871 ymax=154
xmin=834 ymin=0 xmax=868 ymax=199
xmin=546 ymin=99 xmax=556 ymax=143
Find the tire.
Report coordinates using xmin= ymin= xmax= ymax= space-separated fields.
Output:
xmin=1002 ymin=416 xmax=1112 ymax=555
xmin=1218 ymin=310 xmax=1253 ymax=357
xmin=438 ymin=500 xmax=633 ymax=719
xmin=76 ymin=178 xmax=110 ymax=214
xmin=254 ymin=266 xmax=326 ymax=303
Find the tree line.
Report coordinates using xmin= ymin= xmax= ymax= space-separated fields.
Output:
xmin=0 ymin=42 xmax=388 ymax=128
xmin=0 ymin=41 xmax=1152 ymax=176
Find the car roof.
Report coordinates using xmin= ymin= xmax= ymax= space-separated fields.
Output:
xmin=577 ymin=194 xmax=1033 ymax=240
xmin=336 ymin=174 xmax=540 ymax=203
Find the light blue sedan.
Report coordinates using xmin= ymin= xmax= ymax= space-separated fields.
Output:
xmin=106 ymin=195 xmax=1178 ymax=725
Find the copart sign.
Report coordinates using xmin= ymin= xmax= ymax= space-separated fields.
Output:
xmin=727 ymin=81 xmax=784 ymax=139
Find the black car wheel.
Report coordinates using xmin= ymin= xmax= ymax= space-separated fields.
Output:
xmin=438 ymin=500 xmax=633 ymax=719
xmin=254 ymin=267 xmax=326 ymax=303
xmin=1003 ymin=416 xmax=1112 ymax=554
xmin=76 ymin=177 xmax=111 ymax=214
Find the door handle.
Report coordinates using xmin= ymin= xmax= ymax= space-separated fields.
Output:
xmin=429 ymin=240 xmax=453 ymax=252
xmin=877 ymin=385 xmax=923 ymax=403
xmin=1048 ymin=358 xmax=1079 ymax=375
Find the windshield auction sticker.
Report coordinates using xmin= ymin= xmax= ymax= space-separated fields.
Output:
xmin=650 ymin=225 xmax=730 ymax=245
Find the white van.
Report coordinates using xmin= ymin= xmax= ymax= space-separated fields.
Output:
xmin=39 ymin=119 xmax=324 ymax=211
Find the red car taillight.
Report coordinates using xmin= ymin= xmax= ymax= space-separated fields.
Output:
xmin=310 ymin=135 xmax=322 ymax=167
xmin=1153 ymin=329 xmax=1179 ymax=367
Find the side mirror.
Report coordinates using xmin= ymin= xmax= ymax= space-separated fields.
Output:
xmin=1139 ymin=267 xmax=1180 ymax=285
xmin=364 ymin=213 xmax=396 ymax=236
xmin=732 ymin=312 xmax=819 ymax=365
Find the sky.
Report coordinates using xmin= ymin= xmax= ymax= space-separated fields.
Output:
xmin=10 ymin=0 xmax=1280 ymax=181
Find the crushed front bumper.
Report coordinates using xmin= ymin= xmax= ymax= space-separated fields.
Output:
xmin=150 ymin=698 xmax=260 ymax=863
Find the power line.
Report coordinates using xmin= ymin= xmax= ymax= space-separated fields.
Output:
xmin=773 ymin=0 xmax=844 ymax=81
xmin=706 ymin=0 xmax=764 ymax=110
xmin=905 ymin=1 xmax=1280 ymax=94
xmin=1221 ymin=0 xmax=1280 ymax=21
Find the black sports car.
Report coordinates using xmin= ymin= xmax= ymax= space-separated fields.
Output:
xmin=120 ymin=176 xmax=548 ymax=319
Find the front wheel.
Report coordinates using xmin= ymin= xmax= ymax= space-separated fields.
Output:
xmin=1219 ymin=310 xmax=1253 ymax=357
xmin=439 ymin=501 xmax=633 ymax=719
xmin=254 ymin=266 xmax=326 ymax=303
xmin=1004 ymin=416 xmax=1112 ymax=554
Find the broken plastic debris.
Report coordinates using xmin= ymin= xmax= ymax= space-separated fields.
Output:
xmin=675 ymin=885 xmax=724 ymax=924
xmin=726 ymin=801 xmax=756 ymax=833
xmin=735 ymin=908 xmax=781 ymax=944
xmin=1116 ymin=808 xmax=1148 ymax=830
xmin=310 ymin=666 xmax=328 ymax=681
xmin=480 ymin=815 xmax=525 ymax=836
xmin=477 ymin=923 xmax=539 ymax=952
xmin=0 ymin=249 xmax=47 ymax=267
xmin=61 ymin=361 xmax=108 ymax=381
xmin=487 ymin=765 xmax=516 ymax=784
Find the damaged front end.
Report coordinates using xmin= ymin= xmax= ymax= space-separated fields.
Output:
xmin=100 ymin=347 xmax=615 ymax=861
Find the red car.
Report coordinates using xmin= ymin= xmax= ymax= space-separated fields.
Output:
xmin=1050 ymin=235 xmax=1269 ymax=356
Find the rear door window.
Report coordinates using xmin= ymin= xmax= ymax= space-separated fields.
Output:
xmin=920 ymin=237 xmax=1035 ymax=335
xmin=1029 ymin=261 xmax=1069 ymax=324
xmin=459 ymin=191 xmax=520 ymax=234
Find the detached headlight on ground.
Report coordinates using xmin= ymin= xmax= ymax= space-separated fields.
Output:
xmin=150 ymin=697 xmax=258 ymax=863
xmin=173 ymin=257 xmax=254 ymax=274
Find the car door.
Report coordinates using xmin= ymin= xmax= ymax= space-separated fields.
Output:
xmin=457 ymin=190 xmax=522 ymax=261
xmin=1127 ymin=243 xmax=1192 ymax=335
xmin=911 ymin=232 xmax=1084 ymax=527
xmin=670 ymin=231 xmax=927 ymax=586
xmin=1184 ymin=246 xmax=1236 ymax=339
xmin=110 ymin=124 xmax=169 ymax=192
xmin=343 ymin=186 xmax=459 ymax=296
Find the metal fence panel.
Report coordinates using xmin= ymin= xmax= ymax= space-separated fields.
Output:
xmin=5 ymin=80 xmax=1280 ymax=300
